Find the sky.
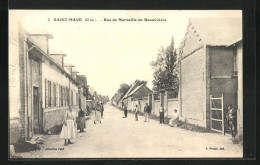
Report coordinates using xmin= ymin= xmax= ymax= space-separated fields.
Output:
xmin=10 ymin=10 xmax=242 ymax=98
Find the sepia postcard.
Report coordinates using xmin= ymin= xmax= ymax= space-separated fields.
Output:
xmin=9 ymin=10 xmax=243 ymax=158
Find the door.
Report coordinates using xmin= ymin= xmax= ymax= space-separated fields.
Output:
xmin=33 ymin=87 xmax=40 ymax=134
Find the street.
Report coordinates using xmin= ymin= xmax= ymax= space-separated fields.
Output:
xmin=13 ymin=104 xmax=242 ymax=158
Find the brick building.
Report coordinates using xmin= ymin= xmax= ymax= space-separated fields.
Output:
xmin=9 ymin=23 xmax=80 ymax=144
xmin=179 ymin=18 xmax=242 ymax=138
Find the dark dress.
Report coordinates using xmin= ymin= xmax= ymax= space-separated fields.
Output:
xmin=78 ymin=110 xmax=86 ymax=129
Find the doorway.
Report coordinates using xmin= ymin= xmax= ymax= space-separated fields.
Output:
xmin=33 ymin=86 xmax=40 ymax=134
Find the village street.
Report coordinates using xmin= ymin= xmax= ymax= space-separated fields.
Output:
xmin=13 ymin=104 xmax=242 ymax=158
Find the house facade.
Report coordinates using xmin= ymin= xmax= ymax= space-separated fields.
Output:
xmin=9 ymin=23 xmax=80 ymax=144
xmin=179 ymin=18 xmax=242 ymax=138
xmin=123 ymin=84 xmax=152 ymax=112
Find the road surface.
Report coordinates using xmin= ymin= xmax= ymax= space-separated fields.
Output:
xmin=13 ymin=104 xmax=242 ymax=158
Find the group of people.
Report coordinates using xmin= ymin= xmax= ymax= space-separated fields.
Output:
xmin=132 ymin=103 xmax=151 ymax=122
xmin=123 ymin=103 xmax=168 ymax=124
xmin=60 ymin=103 xmax=104 ymax=146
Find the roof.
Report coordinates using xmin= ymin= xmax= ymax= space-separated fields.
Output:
xmin=128 ymin=84 xmax=144 ymax=96
xmin=76 ymin=75 xmax=87 ymax=86
xmin=122 ymin=83 xmax=138 ymax=99
xmin=26 ymin=37 xmax=78 ymax=85
xmin=187 ymin=17 xmax=242 ymax=46
xmin=64 ymin=62 xmax=75 ymax=67
xmin=50 ymin=51 xmax=67 ymax=56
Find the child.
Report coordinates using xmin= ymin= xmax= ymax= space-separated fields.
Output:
xmin=226 ymin=105 xmax=237 ymax=140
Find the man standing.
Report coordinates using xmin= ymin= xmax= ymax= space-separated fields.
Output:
xmin=100 ymin=102 xmax=104 ymax=119
xmin=134 ymin=105 xmax=139 ymax=121
xmin=123 ymin=104 xmax=128 ymax=118
xmin=159 ymin=106 xmax=167 ymax=124
xmin=144 ymin=103 xmax=151 ymax=122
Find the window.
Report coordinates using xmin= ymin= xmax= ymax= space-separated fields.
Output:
xmin=45 ymin=79 xmax=48 ymax=108
xmin=56 ymin=84 xmax=59 ymax=106
xmin=63 ymin=87 xmax=66 ymax=106
xmin=48 ymin=81 xmax=51 ymax=107
xmin=67 ymin=88 xmax=70 ymax=106
xmin=60 ymin=86 xmax=63 ymax=106
xmin=53 ymin=83 xmax=56 ymax=107
xmin=71 ymin=90 xmax=73 ymax=105
xmin=76 ymin=93 xmax=79 ymax=105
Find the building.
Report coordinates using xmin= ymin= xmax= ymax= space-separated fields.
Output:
xmin=9 ymin=23 xmax=80 ymax=145
xmin=122 ymin=83 xmax=152 ymax=112
xmin=179 ymin=18 xmax=242 ymax=138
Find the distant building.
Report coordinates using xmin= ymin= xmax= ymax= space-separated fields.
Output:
xmin=179 ymin=18 xmax=242 ymax=138
xmin=121 ymin=83 xmax=152 ymax=111
xmin=76 ymin=75 xmax=88 ymax=110
xmin=9 ymin=23 xmax=79 ymax=144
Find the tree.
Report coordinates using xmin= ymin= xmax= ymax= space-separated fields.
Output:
xmin=134 ymin=79 xmax=147 ymax=86
xmin=117 ymin=83 xmax=130 ymax=95
xmin=150 ymin=36 xmax=179 ymax=95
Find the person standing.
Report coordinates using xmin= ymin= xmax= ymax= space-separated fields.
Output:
xmin=60 ymin=105 xmax=77 ymax=146
xmin=94 ymin=104 xmax=102 ymax=124
xmin=123 ymin=104 xmax=128 ymax=118
xmin=159 ymin=106 xmax=167 ymax=124
xmin=77 ymin=108 xmax=86 ymax=133
xmin=144 ymin=103 xmax=151 ymax=122
xmin=226 ymin=105 xmax=237 ymax=140
xmin=134 ymin=105 xmax=139 ymax=121
xmin=101 ymin=102 xmax=104 ymax=119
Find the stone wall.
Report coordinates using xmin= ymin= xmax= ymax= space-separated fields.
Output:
xmin=43 ymin=106 xmax=77 ymax=131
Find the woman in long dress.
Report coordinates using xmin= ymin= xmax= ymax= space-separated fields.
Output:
xmin=94 ymin=104 xmax=102 ymax=124
xmin=78 ymin=108 xmax=86 ymax=132
xmin=60 ymin=105 xmax=76 ymax=146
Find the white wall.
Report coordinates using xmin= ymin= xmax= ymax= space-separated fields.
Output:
xmin=9 ymin=20 xmax=20 ymax=119
xmin=41 ymin=56 xmax=78 ymax=107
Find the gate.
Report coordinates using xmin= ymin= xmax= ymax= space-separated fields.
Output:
xmin=210 ymin=94 xmax=224 ymax=134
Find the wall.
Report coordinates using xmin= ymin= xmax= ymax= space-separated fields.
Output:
xmin=180 ymin=22 xmax=207 ymax=127
xmin=209 ymin=46 xmax=235 ymax=78
xmin=139 ymin=99 xmax=148 ymax=113
xmin=43 ymin=107 xmax=67 ymax=131
xmin=236 ymin=41 xmax=243 ymax=140
xmin=153 ymin=100 xmax=161 ymax=116
xmin=9 ymin=20 xmax=22 ymax=144
xmin=182 ymin=21 xmax=204 ymax=58
xmin=41 ymin=54 xmax=79 ymax=131
xmin=167 ymin=99 xmax=179 ymax=118
xmin=180 ymin=47 xmax=207 ymax=127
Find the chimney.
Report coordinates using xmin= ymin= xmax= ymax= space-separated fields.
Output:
xmin=28 ymin=33 xmax=53 ymax=55
xmin=50 ymin=52 xmax=66 ymax=67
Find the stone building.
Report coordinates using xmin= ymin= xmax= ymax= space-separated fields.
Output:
xmin=179 ymin=18 xmax=242 ymax=138
xmin=9 ymin=23 xmax=80 ymax=145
